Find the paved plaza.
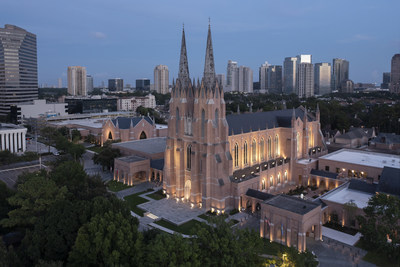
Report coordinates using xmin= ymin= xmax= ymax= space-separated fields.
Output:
xmin=138 ymin=198 xmax=205 ymax=225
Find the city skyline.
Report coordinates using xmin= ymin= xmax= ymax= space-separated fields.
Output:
xmin=2 ymin=0 xmax=399 ymax=86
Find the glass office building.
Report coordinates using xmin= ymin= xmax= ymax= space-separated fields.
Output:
xmin=0 ymin=25 xmax=38 ymax=117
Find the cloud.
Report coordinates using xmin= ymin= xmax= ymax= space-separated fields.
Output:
xmin=91 ymin=31 xmax=107 ymax=39
xmin=337 ymin=34 xmax=374 ymax=43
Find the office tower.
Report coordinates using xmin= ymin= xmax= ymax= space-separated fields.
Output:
xmin=332 ymin=58 xmax=349 ymax=91
xmin=216 ymin=74 xmax=225 ymax=88
xmin=283 ymin=57 xmax=297 ymax=94
xmin=226 ymin=60 xmax=238 ymax=92
xmin=340 ymin=79 xmax=354 ymax=93
xmin=0 ymin=24 xmax=38 ymax=117
xmin=58 ymin=78 xmax=62 ymax=88
xmin=296 ymin=55 xmax=313 ymax=98
xmin=136 ymin=79 xmax=150 ymax=90
xmin=86 ymin=75 xmax=94 ymax=93
xmin=267 ymin=65 xmax=282 ymax=94
xmin=154 ymin=65 xmax=169 ymax=94
xmin=390 ymin=54 xmax=400 ymax=94
xmin=314 ymin=63 xmax=331 ymax=95
xmin=238 ymin=66 xmax=253 ymax=93
xmin=381 ymin=72 xmax=390 ymax=89
xmin=67 ymin=66 xmax=87 ymax=96
xmin=108 ymin=78 xmax=123 ymax=91
xmin=259 ymin=61 xmax=269 ymax=93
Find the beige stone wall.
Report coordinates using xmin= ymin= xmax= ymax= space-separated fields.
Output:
xmin=114 ymin=158 xmax=150 ymax=185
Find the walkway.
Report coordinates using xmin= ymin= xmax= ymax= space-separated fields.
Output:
xmin=322 ymin=226 xmax=362 ymax=246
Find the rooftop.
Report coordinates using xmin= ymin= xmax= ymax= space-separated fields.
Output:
xmin=377 ymin=166 xmax=400 ymax=197
xmin=310 ymin=169 xmax=338 ymax=179
xmin=246 ymin=189 xmax=274 ymax=201
xmin=264 ymin=194 xmax=320 ymax=215
xmin=319 ymin=149 xmax=400 ymax=169
xmin=113 ymin=137 xmax=166 ymax=154
xmin=118 ymin=155 xmax=146 ymax=163
xmin=0 ymin=123 xmax=26 ymax=131
xmin=226 ymin=106 xmax=314 ymax=135
xmin=50 ymin=118 xmax=105 ymax=128
xmin=321 ymin=182 xmax=373 ymax=209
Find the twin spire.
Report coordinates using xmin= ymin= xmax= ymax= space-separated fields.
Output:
xmin=177 ymin=23 xmax=216 ymax=90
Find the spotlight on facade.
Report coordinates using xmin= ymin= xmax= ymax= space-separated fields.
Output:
xmin=199 ymin=203 xmax=202 ymax=208
xmin=163 ymin=189 xmax=166 ymax=194
xmin=211 ymin=208 xmax=215 ymax=213
xmin=176 ymin=198 xmax=179 ymax=203
xmin=191 ymin=203 xmax=194 ymax=209
xmin=166 ymin=194 xmax=169 ymax=199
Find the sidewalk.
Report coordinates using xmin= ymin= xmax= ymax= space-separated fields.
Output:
xmin=322 ymin=226 xmax=361 ymax=246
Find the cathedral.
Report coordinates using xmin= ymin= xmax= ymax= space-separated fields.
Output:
xmin=163 ymin=25 xmax=327 ymax=213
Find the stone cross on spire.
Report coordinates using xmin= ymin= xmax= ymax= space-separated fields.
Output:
xmin=178 ymin=25 xmax=190 ymax=85
xmin=202 ymin=22 xmax=215 ymax=89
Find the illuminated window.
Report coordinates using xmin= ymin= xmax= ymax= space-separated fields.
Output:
xmin=277 ymin=173 xmax=281 ymax=184
xmin=270 ymin=175 xmax=273 ymax=186
xmin=268 ymin=136 xmax=272 ymax=158
xmin=275 ymin=134 xmax=279 ymax=156
xmin=243 ymin=141 xmax=248 ymax=165
xmin=262 ymin=179 xmax=266 ymax=190
xmin=260 ymin=138 xmax=265 ymax=161
xmin=252 ymin=139 xmax=257 ymax=162
xmin=234 ymin=143 xmax=239 ymax=167
xmin=284 ymin=171 xmax=288 ymax=181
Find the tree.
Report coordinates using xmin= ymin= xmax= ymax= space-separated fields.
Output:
xmin=343 ymin=200 xmax=358 ymax=227
xmin=92 ymin=142 xmax=121 ymax=171
xmin=68 ymin=211 xmax=143 ymax=266
xmin=50 ymin=161 xmax=88 ymax=198
xmin=0 ymin=181 xmax=14 ymax=234
xmin=71 ymin=129 xmax=81 ymax=143
xmin=1 ymin=174 xmax=67 ymax=228
xmin=40 ymin=126 xmax=59 ymax=153
xmin=357 ymin=193 xmax=400 ymax=260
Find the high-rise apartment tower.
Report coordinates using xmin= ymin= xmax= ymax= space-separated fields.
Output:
xmin=67 ymin=66 xmax=87 ymax=96
xmin=390 ymin=54 xmax=400 ymax=94
xmin=314 ymin=63 xmax=331 ymax=95
xmin=154 ymin=65 xmax=169 ymax=94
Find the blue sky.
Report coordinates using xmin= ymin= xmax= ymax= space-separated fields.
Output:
xmin=2 ymin=0 xmax=400 ymax=86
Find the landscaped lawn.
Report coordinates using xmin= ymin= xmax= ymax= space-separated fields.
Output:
xmin=261 ymin=239 xmax=286 ymax=256
xmin=147 ymin=189 xmax=166 ymax=200
xmin=198 ymin=211 xmax=228 ymax=223
xmin=87 ymin=146 xmax=103 ymax=153
xmin=106 ymin=180 xmax=132 ymax=192
xmin=154 ymin=219 xmax=204 ymax=235
xmin=124 ymin=191 xmax=149 ymax=217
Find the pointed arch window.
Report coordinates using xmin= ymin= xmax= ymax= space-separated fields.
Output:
xmin=201 ymin=109 xmax=206 ymax=138
xmin=176 ymin=108 xmax=180 ymax=136
xmin=268 ymin=136 xmax=272 ymax=159
xmin=277 ymin=173 xmax=281 ymax=184
xmin=284 ymin=170 xmax=288 ymax=182
xmin=186 ymin=145 xmax=192 ymax=171
xmin=308 ymin=127 xmax=313 ymax=147
xmin=260 ymin=138 xmax=265 ymax=161
xmin=252 ymin=139 xmax=257 ymax=163
xmin=215 ymin=108 xmax=219 ymax=130
xmin=297 ymin=132 xmax=301 ymax=158
xmin=262 ymin=178 xmax=266 ymax=190
xmin=234 ymin=143 xmax=239 ymax=167
xmin=275 ymin=134 xmax=279 ymax=157
xmin=270 ymin=175 xmax=273 ymax=186
xmin=243 ymin=141 xmax=248 ymax=165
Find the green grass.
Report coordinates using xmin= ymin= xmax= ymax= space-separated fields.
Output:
xmin=154 ymin=219 xmax=204 ymax=235
xmin=147 ymin=189 xmax=166 ymax=200
xmin=124 ymin=191 xmax=149 ymax=217
xmin=198 ymin=212 xmax=228 ymax=223
xmin=261 ymin=239 xmax=286 ymax=256
xmin=87 ymin=146 xmax=103 ymax=153
xmin=106 ymin=180 xmax=132 ymax=192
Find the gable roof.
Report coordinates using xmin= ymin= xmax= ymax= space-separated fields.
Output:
xmin=245 ymin=189 xmax=274 ymax=201
xmin=111 ymin=116 xmax=154 ymax=129
xmin=226 ymin=107 xmax=313 ymax=135
xmin=310 ymin=169 xmax=339 ymax=179
xmin=348 ymin=179 xmax=377 ymax=194
xmin=264 ymin=194 xmax=320 ymax=215
xmin=377 ymin=166 xmax=400 ymax=197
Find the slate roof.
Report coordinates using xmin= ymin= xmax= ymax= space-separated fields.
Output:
xmin=113 ymin=137 xmax=166 ymax=154
xmin=226 ymin=107 xmax=313 ymax=135
xmin=264 ymin=194 xmax=320 ymax=215
xmin=371 ymin=133 xmax=400 ymax=145
xmin=150 ymin=159 xmax=164 ymax=170
xmin=336 ymin=127 xmax=374 ymax=140
xmin=310 ymin=169 xmax=338 ymax=179
xmin=348 ymin=179 xmax=377 ymax=194
xmin=111 ymin=116 xmax=154 ymax=129
xmin=377 ymin=166 xmax=400 ymax=197
xmin=245 ymin=189 xmax=274 ymax=201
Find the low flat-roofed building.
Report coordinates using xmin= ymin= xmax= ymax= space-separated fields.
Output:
xmin=11 ymin=99 xmax=68 ymax=124
xmin=0 ymin=123 xmax=27 ymax=153
xmin=112 ymin=137 xmax=166 ymax=159
xmin=318 ymin=148 xmax=400 ymax=182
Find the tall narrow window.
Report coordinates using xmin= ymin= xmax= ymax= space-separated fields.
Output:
xmin=260 ymin=138 xmax=264 ymax=161
xmin=297 ymin=132 xmax=301 ymax=158
xmin=270 ymin=175 xmax=273 ymax=186
xmin=252 ymin=139 xmax=257 ymax=162
xmin=268 ymin=136 xmax=272 ymax=159
xmin=275 ymin=134 xmax=279 ymax=156
xmin=277 ymin=173 xmax=281 ymax=184
xmin=176 ymin=108 xmax=180 ymax=135
xmin=201 ymin=109 xmax=206 ymax=137
xmin=201 ymin=109 xmax=205 ymax=138
xmin=284 ymin=171 xmax=288 ymax=182
xmin=308 ymin=127 xmax=313 ymax=147
xmin=262 ymin=179 xmax=266 ymax=190
xmin=215 ymin=109 xmax=219 ymax=130
xmin=234 ymin=143 xmax=239 ymax=167
xmin=186 ymin=145 xmax=192 ymax=171
xmin=243 ymin=141 xmax=248 ymax=165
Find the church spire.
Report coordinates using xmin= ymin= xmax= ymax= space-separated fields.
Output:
xmin=202 ymin=22 xmax=215 ymax=89
xmin=178 ymin=25 xmax=190 ymax=85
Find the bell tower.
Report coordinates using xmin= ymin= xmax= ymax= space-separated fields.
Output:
xmin=164 ymin=24 xmax=233 ymax=211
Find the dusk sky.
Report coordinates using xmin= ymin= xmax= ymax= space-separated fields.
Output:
xmin=2 ymin=0 xmax=400 ymax=87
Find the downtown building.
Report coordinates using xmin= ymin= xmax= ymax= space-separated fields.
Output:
xmin=296 ymin=55 xmax=314 ymax=98
xmin=266 ymin=65 xmax=282 ymax=94
xmin=108 ymin=78 xmax=124 ymax=92
xmin=0 ymin=24 xmax=38 ymax=117
xmin=154 ymin=65 xmax=169 ymax=94
xmin=226 ymin=60 xmax=239 ymax=92
xmin=238 ymin=65 xmax=253 ymax=93
xmin=259 ymin=61 xmax=269 ymax=93
xmin=390 ymin=54 xmax=400 ymax=94
xmin=314 ymin=63 xmax=331 ymax=95
xmin=283 ymin=57 xmax=297 ymax=94
xmin=332 ymin=58 xmax=349 ymax=92
xmin=86 ymin=75 xmax=94 ymax=93
xmin=68 ymin=66 xmax=87 ymax=96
